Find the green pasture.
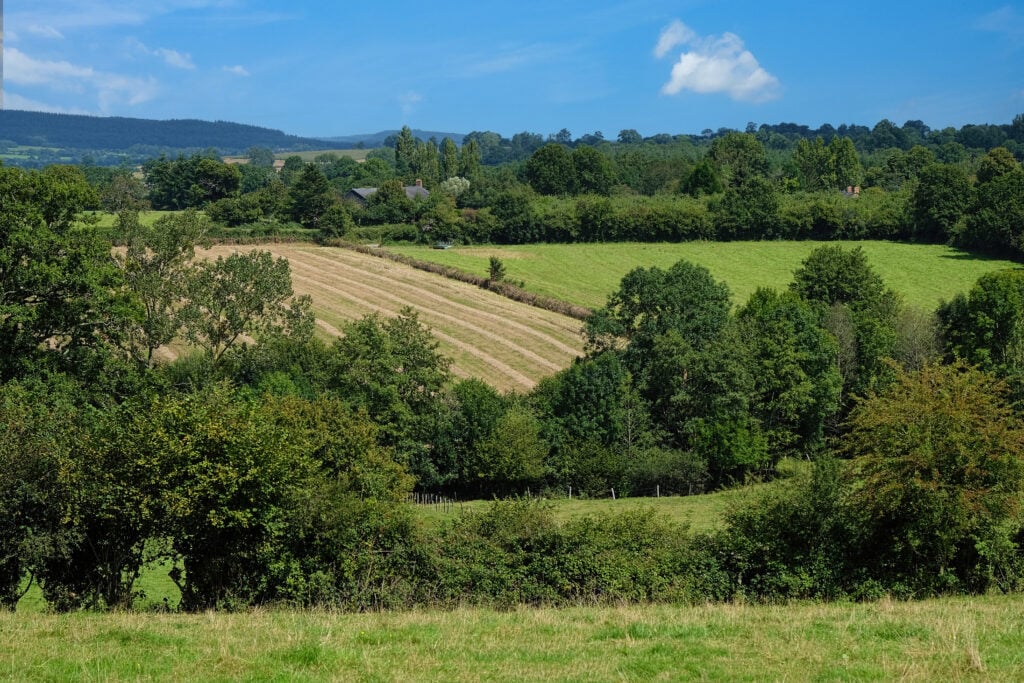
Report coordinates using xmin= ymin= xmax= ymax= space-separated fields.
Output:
xmin=412 ymin=482 xmax=765 ymax=533
xmin=84 ymin=210 xmax=178 ymax=229
xmin=3 ymin=595 xmax=1022 ymax=680
xmin=387 ymin=241 xmax=1022 ymax=312
xmin=281 ymin=149 xmax=372 ymax=162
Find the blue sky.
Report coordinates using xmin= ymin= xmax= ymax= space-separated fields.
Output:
xmin=6 ymin=1 xmax=1024 ymax=139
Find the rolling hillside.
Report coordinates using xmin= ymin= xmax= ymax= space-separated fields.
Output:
xmin=0 ymin=110 xmax=335 ymax=154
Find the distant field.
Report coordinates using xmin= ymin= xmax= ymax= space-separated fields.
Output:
xmin=412 ymin=483 xmax=766 ymax=533
xmin=387 ymin=241 xmax=1023 ymax=311
xmin=279 ymin=149 xmax=372 ymax=162
xmin=200 ymin=244 xmax=585 ymax=393
xmin=86 ymin=210 xmax=176 ymax=229
xmin=4 ymin=596 xmax=1022 ymax=680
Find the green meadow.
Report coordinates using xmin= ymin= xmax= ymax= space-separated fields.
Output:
xmin=3 ymin=596 xmax=1022 ymax=681
xmin=412 ymin=480 xmax=769 ymax=533
xmin=387 ymin=241 xmax=1022 ymax=311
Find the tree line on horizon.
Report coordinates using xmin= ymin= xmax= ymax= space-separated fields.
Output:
xmin=63 ymin=112 xmax=1024 ymax=261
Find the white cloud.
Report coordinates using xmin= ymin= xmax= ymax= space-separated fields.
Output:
xmin=153 ymin=48 xmax=196 ymax=70
xmin=223 ymin=65 xmax=250 ymax=77
xmin=655 ymin=20 xmax=780 ymax=103
xmin=6 ymin=47 xmax=160 ymax=111
xmin=6 ymin=48 xmax=94 ymax=87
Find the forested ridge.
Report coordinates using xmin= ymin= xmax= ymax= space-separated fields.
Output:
xmin=2 ymin=111 xmax=1024 ymax=613
xmin=0 ymin=109 xmax=335 ymax=156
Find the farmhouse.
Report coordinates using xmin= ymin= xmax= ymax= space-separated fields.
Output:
xmin=346 ymin=179 xmax=430 ymax=206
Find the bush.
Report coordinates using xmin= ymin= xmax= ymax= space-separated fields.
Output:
xmin=433 ymin=499 xmax=693 ymax=606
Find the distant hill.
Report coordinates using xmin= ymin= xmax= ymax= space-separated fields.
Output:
xmin=0 ymin=110 xmax=337 ymax=155
xmin=323 ymin=129 xmax=466 ymax=147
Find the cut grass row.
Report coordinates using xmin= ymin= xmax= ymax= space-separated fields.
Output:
xmin=201 ymin=244 xmax=585 ymax=392
xmin=3 ymin=596 xmax=1022 ymax=681
xmin=387 ymin=241 xmax=1023 ymax=312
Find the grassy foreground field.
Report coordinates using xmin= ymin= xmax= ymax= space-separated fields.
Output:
xmin=200 ymin=244 xmax=585 ymax=392
xmin=387 ymin=241 xmax=1022 ymax=311
xmin=3 ymin=596 xmax=1022 ymax=681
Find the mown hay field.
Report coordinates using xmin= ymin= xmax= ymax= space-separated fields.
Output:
xmin=387 ymin=241 xmax=1023 ymax=311
xmin=3 ymin=596 xmax=1023 ymax=681
xmin=200 ymin=244 xmax=585 ymax=393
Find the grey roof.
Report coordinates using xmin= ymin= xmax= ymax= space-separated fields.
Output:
xmin=348 ymin=185 xmax=430 ymax=202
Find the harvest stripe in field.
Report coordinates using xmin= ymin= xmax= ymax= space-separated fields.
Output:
xmin=288 ymin=270 xmax=540 ymax=393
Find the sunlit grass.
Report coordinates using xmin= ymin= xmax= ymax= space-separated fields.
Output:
xmin=388 ymin=241 xmax=1022 ymax=312
xmin=411 ymin=483 xmax=768 ymax=534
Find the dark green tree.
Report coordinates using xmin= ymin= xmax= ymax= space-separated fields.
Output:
xmin=938 ymin=269 xmax=1024 ymax=385
xmin=394 ymin=126 xmax=417 ymax=178
xmin=790 ymin=246 xmax=902 ymax=407
xmin=571 ymin=146 xmax=615 ymax=195
xmin=708 ymin=132 xmax=768 ymax=187
xmin=736 ymin=288 xmax=841 ymax=458
xmin=116 ymin=209 xmax=209 ymax=369
xmin=288 ymin=163 xmax=337 ymax=229
xmin=681 ymin=159 xmax=723 ymax=197
xmin=525 ymin=143 xmax=577 ymax=195
xmin=440 ymin=137 xmax=460 ymax=180
xmin=327 ymin=309 xmax=451 ymax=485
xmin=843 ymin=363 xmax=1024 ymax=593
xmin=362 ymin=179 xmax=415 ymax=224
xmin=715 ymin=176 xmax=779 ymax=239
xmin=976 ymin=147 xmax=1019 ymax=184
xmin=181 ymin=250 xmax=314 ymax=367
xmin=585 ymin=259 xmax=732 ymax=379
xmin=959 ymin=169 xmax=1024 ymax=255
xmin=0 ymin=166 xmax=119 ymax=379
xmin=910 ymin=163 xmax=971 ymax=242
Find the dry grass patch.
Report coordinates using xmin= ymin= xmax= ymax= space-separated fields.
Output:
xmin=199 ymin=244 xmax=585 ymax=392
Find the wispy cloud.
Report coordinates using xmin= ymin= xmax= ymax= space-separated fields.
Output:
xmin=25 ymin=25 xmax=66 ymax=40
xmin=14 ymin=1 xmax=284 ymax=33
xmin=974 ymin=5 xmax=1024 ymax=40
xmin=6 ymin=47 xmax=160 ymax=111
xmin=223 ymin=65 xmax=250 ymax=77
xmin=653 ymin=20 xmax=696 ymax=59
xmin=3 ymin=93 xmax=92 ymax=115
xmin=452 ymin=43 xmax=570 ymax=79
xmin=655 ymin=20 xmax=780 ymax=103
xmin=399 ymin=91 xmax=423 ymax=119
xmin=129 ymin=39 xmax=197 ymax=69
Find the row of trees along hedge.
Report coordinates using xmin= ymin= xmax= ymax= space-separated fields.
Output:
xmin=3 ymin=162 xmax=1024 ymax=610
xmin=78 ymin=117 xmax=1024 ymax=261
